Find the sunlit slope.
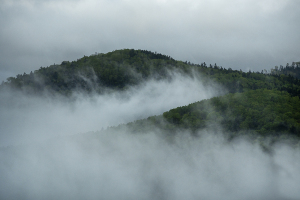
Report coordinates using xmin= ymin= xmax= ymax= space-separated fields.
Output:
xmin=1 ymin=49 xmax=300 ymax=98
xmin=110 ymin=89 xmax=300 ymax=138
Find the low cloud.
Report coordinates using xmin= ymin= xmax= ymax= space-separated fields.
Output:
xmin=0 ymin=70 xmax=300 ymax=199
xmin=1 ymin=129 xmax=299 ymax=200
xmin=0 ymin=72 xmax=218 ymax=146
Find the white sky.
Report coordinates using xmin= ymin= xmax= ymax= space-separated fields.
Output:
xmin=1 ymin=0 xmax=299 ymax=82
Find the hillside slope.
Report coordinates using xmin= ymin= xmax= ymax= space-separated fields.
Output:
xmin=1 ymin=49 xmax=300 ymax=98
xmin=1 ymin=49 xmax=300 ymax=138
xmin=105 ymin=89 xmax=300 ymax=139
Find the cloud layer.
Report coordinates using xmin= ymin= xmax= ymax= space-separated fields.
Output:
xmin=0 ymin=68 xmax=300 ymax=199
xmin=1 ymin=129 xmax=300 ymax=200
xmin=1 ymin=3 xmax=300 ymax=198
xmin=1 ymin=0 xmax=300 ymax=81
xmin=0 ymin=72 xmax=218 ymax=146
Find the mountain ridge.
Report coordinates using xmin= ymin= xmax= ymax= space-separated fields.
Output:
xmin=1 ymin=49 xmax=300 ymax=98
xmin=1 ymin=49 xmax=300 ymax=139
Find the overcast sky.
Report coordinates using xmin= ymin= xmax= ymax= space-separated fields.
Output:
xmin=1 ymin=0 xmax=299 ymax=82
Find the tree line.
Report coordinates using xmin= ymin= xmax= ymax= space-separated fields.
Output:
xmin=1 ymin=49 xmax=300 ymax=99
xmin=1 ymin=49 xmax=300 ymax=138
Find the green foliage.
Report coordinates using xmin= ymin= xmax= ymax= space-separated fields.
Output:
xmin=161 ymin=89 xmax=300 ymax=137
xmin=1 ymin=49 xmax=300 ymax=140
xmin=1 ymin=49 xmax=300 ymax=99
xmin=0 ymin=49 xmax=180 ymax=95
xmin=103 ymin=89 xmax=300 ymax=139
xmin=270 ymin=62 xmax=300 ymax=78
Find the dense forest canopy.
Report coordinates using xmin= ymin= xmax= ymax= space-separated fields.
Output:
xmin=1 ymin=49 xmax=300 ymax=139
xmin=1 ymin=49 xmax=181 ymax=95
xmin=1 ymin=49 xmax=300 ymax=98
xmin=1 ymin=49 xmax=300 ymax=200
xmin=270 ymin=62 xmax=300 ymax=78
xmin=103 ymin=89 xmax=300 ymax=142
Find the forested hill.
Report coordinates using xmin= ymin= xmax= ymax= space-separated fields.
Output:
xmin=107 ymin=89 xmax=300 ymax=139
xmin=0 ymin=49 xmax=180 ymax=95
xmin=1 ymin=49 xmax=300 ymax=139
xmin=1 ymin=49 xmax=300 ymax=98
xmin=270 ymin=62 xmax=300 ymax=78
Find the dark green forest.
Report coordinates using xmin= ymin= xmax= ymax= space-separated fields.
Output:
xmin=270 ymin=62 xmax=300 ymax=78
xmin=1 ymin=49 xmax=300 ymax=139
xmin=114 ymin=89 xmax=300 ymax=139
xmin=2 ymin=49 xmax=300 ymax=97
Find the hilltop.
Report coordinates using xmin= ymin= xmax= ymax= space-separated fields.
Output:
xmin=1 ymin=49 xmax=300 ymax=138
xmin=2 ymin=49 xmax=300 ymax=98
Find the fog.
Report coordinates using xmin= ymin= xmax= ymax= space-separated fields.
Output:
xmin=1 ymin=73 xmax=300 ymax=199
xmin=1 ymin=130 xmax=300 ymax=199
xmin=0 ymin=72 xmax=219 ymax=147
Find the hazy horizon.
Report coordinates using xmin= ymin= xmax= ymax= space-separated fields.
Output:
xmin=1 ymin=0 xmax=300 ymax=82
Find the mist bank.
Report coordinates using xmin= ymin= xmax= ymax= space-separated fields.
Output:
xmin=0 ymin=71 xmax=220 ymax=147
xmin=1 ymin=128 xmax=300 ymax=200
xmin=1 ymin=49 xmax=300 ymax=199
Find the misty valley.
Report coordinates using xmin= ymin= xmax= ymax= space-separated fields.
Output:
xmin=0 ymin=49 xmax=300 ymax=200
